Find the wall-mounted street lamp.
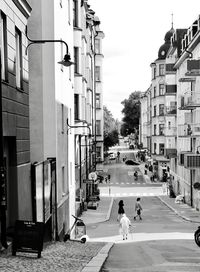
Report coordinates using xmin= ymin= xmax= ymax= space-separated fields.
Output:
xmin=26 ymin=32 xmax=74 ymax=67
xmin=66 ymin=118 xmax=92 ymax=137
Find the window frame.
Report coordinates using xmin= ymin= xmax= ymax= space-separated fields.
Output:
xmin=15 ymin=27 xmax=23 ymax=89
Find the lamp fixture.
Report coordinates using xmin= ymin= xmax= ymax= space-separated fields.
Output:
xmin=25 ymin=31 xmax=74 ymax=67
xmin=66 ymin=118 xmax=92 ymax=137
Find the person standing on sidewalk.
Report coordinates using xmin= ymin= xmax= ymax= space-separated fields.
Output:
xmin=117 ymin=199 xmax=125 ymax=221
xmin=119 ymin=214 xmax=131 ymax=240
xmin=134 ymin=197 xmax=143 ymax=220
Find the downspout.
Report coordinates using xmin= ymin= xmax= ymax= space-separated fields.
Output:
xmin=0 ymin=50 xmax=8 ymax=248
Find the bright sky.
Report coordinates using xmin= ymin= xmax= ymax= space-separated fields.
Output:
xmin=89 ymin=0 xmax=200 ymax=120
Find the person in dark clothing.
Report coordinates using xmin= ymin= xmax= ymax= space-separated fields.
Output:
xmin=134 ymin=197 xmax=143 ymax=220
xmin=117 ymin=199 xmax=125 ymax=221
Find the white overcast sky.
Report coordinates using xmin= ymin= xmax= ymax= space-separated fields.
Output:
xmin=89 ymin=0 xmax=200 ymax=120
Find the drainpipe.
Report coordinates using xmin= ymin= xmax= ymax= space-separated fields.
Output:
xmin=0 ymin=51 xmax=7 ymax=248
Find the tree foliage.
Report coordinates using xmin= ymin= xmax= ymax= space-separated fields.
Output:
xmin=103 ymin=106 xmax=119 ymax=150
xmin=120 ymin=91 xmax=141 ymax=136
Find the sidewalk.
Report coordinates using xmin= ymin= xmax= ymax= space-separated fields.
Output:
xmin=80 ymin=196 xmax=114 ymax=272
xmin=158 ymin=194 xmax=200 ymax=224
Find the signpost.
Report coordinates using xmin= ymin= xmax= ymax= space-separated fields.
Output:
xmin=12 ymin=220 xmax=45 ymax=258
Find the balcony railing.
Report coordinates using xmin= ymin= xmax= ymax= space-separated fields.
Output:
xmin=184 ymin=153 xmax=200 ymax=169
xmin=164 ymin=148 xmax=177 ymax=159
xmin=178 ymin=123 xmax=200 ymax=137
xmin=166 ymin=106 xmax=177 ymax=115
xmin=164 ymin=127 xmax=177 ymax=136
xmin=179 ymin=91 xmax=200 ymax=110
xmin=186 ymin=59 xmax=200 ymax=76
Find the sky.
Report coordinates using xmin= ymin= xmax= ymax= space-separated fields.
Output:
xmin=89 ymin=0 xmax=200 ymax=120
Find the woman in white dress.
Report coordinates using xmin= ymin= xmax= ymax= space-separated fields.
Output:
xmin=119 ymin=214 xmax=131 ymax=240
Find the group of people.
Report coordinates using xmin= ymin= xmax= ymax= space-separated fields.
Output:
xmin=117 ymin=198 xmax=143 ymax=240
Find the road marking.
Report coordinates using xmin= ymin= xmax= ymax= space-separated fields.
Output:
xmin=100 ymin=192 xmax=165 ymax=197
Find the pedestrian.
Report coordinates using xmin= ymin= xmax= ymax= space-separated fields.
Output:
xmin=117 ymin=199 xmax=125 ymax=221
xmin=134 ymin=197 xmax=143 ymax=220
xmin=134 ymin=170 xmax=138 ymax=181
xmin=119 ymin=214 xmax=131 ymax=240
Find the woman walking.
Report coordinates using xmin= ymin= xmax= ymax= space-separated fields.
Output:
xmin=117 ymin=199 xmax=125 ymax=221
xmin=119 ymin=214 xmax=131 ymax=240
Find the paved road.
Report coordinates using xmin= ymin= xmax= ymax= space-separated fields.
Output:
xmin=92 ymin=148 xmax=200 ymax=271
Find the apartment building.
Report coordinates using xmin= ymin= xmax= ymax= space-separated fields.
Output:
xmin=28 ymin=0 xmax=75 ymax=239
xmin=73 ymin=0 xmax=104 ymax=214
xmin=140 ymin=16 xmax=200 ymax=209
xmin=172 ymin=17 xmax=200 ymax=208
xmin=150 ymin=26 xmax=176 ymax=180
xmin=0 ymin=0 xmax=31 ymax=247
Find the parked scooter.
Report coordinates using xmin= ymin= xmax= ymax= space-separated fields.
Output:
xmin=194 ymin=226 xmax=200 ymax=247
xmin=64 ymin=215 xmax=88 ymax=243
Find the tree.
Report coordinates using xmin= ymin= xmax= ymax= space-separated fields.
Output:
xmin=120 ymin=91 xmax=141 ymax=136
xmin=103 ymin=106 xmax=119 ymax=150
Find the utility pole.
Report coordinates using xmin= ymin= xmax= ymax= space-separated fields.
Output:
xmin=0 ymin=50 xmax=7 ymax=248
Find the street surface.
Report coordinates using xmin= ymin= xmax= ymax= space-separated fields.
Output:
xmin=91 ymin=143 xmax=200 ymax=271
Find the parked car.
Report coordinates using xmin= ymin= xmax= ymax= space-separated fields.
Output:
xmin=109 ymin=153 xmax=116 ymax=160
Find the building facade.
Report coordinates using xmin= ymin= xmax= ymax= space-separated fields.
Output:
xmin=140 ymin=15 xmax=200 ymax=209
xmin=0 ymin=0 xmax=32 ymax=247
xmin=28 ymin=0 xmax=75 ymax=238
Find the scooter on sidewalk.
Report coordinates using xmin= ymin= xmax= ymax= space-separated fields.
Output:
xmin=64 ymin=215 xmax=88 ymax=243
xmin=194 ymin=226 xmax=200 ymax=247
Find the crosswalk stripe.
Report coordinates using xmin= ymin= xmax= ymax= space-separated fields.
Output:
xmin=100 ymin=192 xmax=166 ymax=197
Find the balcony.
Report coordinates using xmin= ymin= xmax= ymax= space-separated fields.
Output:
xmin=179 ymin=91 xmax=200 ymax=110
xmin=186 ymin=59 xmax=200 ymax=76
xmin=164 ymin=148 xmax=177 ymax=159
xmin=184 ymin=153 xmax=200 ymax=169
xmin=166 ymin=106 xmax=177 ymax=115
xmin=164 ymin=127 xmax=177 ymax=136
xmin=178 ymin=123 xmax=200 ymax=137
xmin=178 ymin=151 xmax=192 ymax=166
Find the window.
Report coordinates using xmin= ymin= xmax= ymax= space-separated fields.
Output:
xmin=154 ymin=105 xmax=156 ymax=117
xmin=62 ymin=166 xmax=66 ymax=195
xmin=95 ymin=39 xmax=100 ymax=54
xmin=96 ymin=93 xmax=100 ymax=108
xmin=74 ymin=94 xmax=79 ymax=120
xmin=73 ymin=0 xmax=78 ymax=27
xmin=154 ymin=143 xmax=156 ymax=154
xmin=159 ymin=124 xmax=164 ymax=135
xmin=74 ymin=47 xmax=79 ymax=73
xmin=159 ymin=104 xmax=164 ymax=115
xmin=159 ymin=143 xmax=165 ymax=155
xmin=159 ymin=64 xmax=165 ymax=75
xmin=95 ymin=66 xmax=100 ymax=81
xmin=68 ymin=0 xmax=71 ymax=24
xmin=96 ymin=146 xmax=101 ymax=158
xmin=159 ymin=84 xmax=165 ymax=96
xmin=96 ymin=120 xmax=101 ymax=135
xmin=15 ymin=27 xmax=22 ymax=89
xmin=153 ymin=67 xmax=156 ymax=79
xmin=154 ymin=124 xmax=156 ymax=135
xmin=0 ymin=12 xmax=7 ymax=81
xmin=153 ymin=87 xmax=156 ymax=97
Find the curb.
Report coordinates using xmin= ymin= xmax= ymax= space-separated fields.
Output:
xmin=157 ymin=196 xmax=200 ymax=224
xmin=81 ymin=242 xmax=114 ymax=272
